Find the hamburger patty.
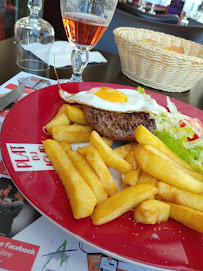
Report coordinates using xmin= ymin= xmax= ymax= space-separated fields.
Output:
xmin=82 ymin=105 xmax=156 ymax=141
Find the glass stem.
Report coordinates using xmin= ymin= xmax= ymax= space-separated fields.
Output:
xmin=70 ymin=47 xmax=89 ymax=82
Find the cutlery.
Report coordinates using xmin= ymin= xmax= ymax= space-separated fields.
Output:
xmin=0 ymin=83 xmax=25 ymax=111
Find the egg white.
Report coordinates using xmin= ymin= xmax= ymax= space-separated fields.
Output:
xmin=59 ymin=88 xmax=160 ymax=114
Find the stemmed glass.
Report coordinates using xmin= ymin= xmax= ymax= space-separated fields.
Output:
xmin=148 ymin=4 xmax=156 ymax=15
xmin=60 ymin=0 xmax=118 ymax=82
xmin=138 ymin=0 xmax=146 ymax=12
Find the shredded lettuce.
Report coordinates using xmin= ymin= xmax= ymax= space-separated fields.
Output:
xmin=166 ymin=97 xmax=189 ymax=120
xmin=188 ymin=148 xmax=201 ymax=160
xmin=164 ymin=126 xmax=194 ymax=143
xmin=152 ymin=112 xmax=188 ymax=132
xmin=152 ymin=97 xmax=190 ymax=132
xmin=167 ymin=96 xmax=178 ymax=113
xmin=136 ymin=86 xmax=145 ymax=94
xmin=184 ymin=138 xmax=203 ymax=149
xmin=190 ymin=150 xmax=203 ymax=174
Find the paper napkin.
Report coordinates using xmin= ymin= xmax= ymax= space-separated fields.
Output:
xmin=22 ymin=41 xmax=107 ymax=68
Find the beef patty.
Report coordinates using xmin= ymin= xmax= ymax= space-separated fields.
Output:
xmin=82 ymin=105 xmax=156 ymax=141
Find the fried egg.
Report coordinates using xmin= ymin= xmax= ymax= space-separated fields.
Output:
xmin=59 ymin=87 xmax=160 ymax=114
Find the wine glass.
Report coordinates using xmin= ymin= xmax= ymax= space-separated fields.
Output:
xmin=60 ymin=0 xmax=118 ymax=82
xmin=138 ymin=0 xmax=146 ymax=13
xmin=148 ymin=4 xmax=156 ymax=15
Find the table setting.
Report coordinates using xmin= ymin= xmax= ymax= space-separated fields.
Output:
xmin=0 ymin=0 xmax=203 ymax=270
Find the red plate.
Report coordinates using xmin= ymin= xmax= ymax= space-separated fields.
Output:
xmin=1 ymin=82 xmax=203 ymax=271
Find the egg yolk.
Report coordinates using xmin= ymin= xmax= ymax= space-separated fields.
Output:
xmin=95 ymin=87 xmax=128 ymax=103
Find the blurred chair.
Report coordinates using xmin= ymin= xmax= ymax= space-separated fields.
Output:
xmin=0 ymin=13 xmax=5 ymax=41
xmin=94 ymin=8 xmax=203 ymax=54
xmin=188 ymin=17 xmax=203 ymax=27
xmin=118 ymin=2 xmax=179 ymax=25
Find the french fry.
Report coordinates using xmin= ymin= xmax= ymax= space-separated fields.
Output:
xmin=45 ymin=112 xmax=71 ymax=134
xmin=101 ymin=137 xmax=114 ymax=148
xmin=150 ymin=146 xmax=203 ymax=182
xmin=56 ymin=104 xmax=69 ymax=116
xmin=90 ymin=130 xmax=132 ymax=173
xmin=134 ymin=144 xmax=203 ymax=194
xmin=155 ymin=195 xmax=163 ymax=201
xmin=91 ymin=184 xmax=158 ymax=225
xmin=177 ymin=165 xmax=203 ymax=183
xmin=77 ymin=145 xmax=118 ymax=196
xmin=122 ymin=168 xmax=141 ymax=186
xmin=144 ymin=139 xmax=203 ymax=182
xmin=136 ymin=128 xmax=203 ymax=182
xmin=166 ymin=202 xmax=203 ymax=233
xmin=157 ymin=181 xmax=203 ymax=213
xmin=138 ymin=171 xmax=158 ymax=187
xmin=52 ymin=124 xmax=93 ymax=143
xmin=43 ymin=139 xmax=96 ymax=219
xmin=137 ymin=171 xmax=158 ymax=199
xmin=72 ymin=104 xmax=81 ymax=109
xmin=125 ymin=150 xmax=137 ymax=169
xmin=66 ymin=105 xmax=89 ymax=125
xmin=150 ymin=144 xmax=203 ymax=183
xmin=135 ymin=125 xmax=192 ymax=171
xmin=60 ymin=142 xmax=72 ymax=151
xmin=134 ymin=199 xmax=170 ymax=224
xmin=72 ymin=123 xmax=84 ymax=126
xmin=114 ymin=142 xmax=138 ymax=158
xmin=121 ymin=149 xmax=140 ymax=185
xmin=66 ymin=150 xmax=108 ymax=205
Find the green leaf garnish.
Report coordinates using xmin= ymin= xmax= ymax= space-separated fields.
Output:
xmin=154 ymin=130 xmax=192 ymax=165
xmin=136 ymin=86 xmax=145 ymax=94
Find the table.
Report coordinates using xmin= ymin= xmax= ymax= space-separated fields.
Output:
xmin=0 ymin=37 xmax=202 ymax=111
xmin=0 ymin=37 xmax=203 ymax=271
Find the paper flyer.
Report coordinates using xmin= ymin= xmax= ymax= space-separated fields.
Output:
xmin=0 ymin=236 xmax=40 ymax=271
xmin=13 ymin=216 xmax=148 ymax=271
xmin=0 ymin=72 xmax=158 ymax=271
xmin=0 ymin=71 xmax=56 ymax=179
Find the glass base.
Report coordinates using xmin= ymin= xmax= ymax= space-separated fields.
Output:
xmin=148 ymin=9 xmax=156 ymax=15
xmin=59 ymin=74 xmax=83 ymax=84
xmin=17 ymin=59 xmax=50 ymax=71
xmin=138 ymin=7 xmax=145 ymax=12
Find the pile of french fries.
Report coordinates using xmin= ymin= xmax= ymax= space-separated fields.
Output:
xmin=43 ymin=104 xmax=203 ymax=233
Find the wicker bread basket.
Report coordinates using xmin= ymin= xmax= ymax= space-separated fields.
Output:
xmin=113 ymin=27 xmax=203 ymax=93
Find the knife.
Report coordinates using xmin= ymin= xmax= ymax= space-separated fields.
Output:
xmin=0 ymin=83 xmax=25 ymax=111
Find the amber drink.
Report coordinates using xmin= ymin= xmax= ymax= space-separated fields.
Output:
xmin=63 ymin=13 xmax=107 ymax=48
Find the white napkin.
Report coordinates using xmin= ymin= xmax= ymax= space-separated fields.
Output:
xmin=21 ymin=41 xmax=107 ymax=68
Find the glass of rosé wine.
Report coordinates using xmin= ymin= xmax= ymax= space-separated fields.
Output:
xmin=60 ymin=0 xmax=118 ymax=82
